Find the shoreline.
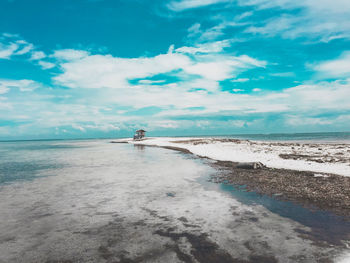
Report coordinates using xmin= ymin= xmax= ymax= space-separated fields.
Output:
xmin=112 ymin=138 xmax=350 ymax=219
xmin=210 ymin=160 xmax=350 ymax=219
xmin=114 ymin=137 xmax=350 ymax=176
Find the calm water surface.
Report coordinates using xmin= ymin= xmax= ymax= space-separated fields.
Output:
xmin=0 ymin=139 xmax=349 ymax=262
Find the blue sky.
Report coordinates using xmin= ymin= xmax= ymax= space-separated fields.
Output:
xmin=0 ymin=0 xmax=350 ymax=139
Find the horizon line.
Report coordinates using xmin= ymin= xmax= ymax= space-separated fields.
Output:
xmin=1 ymin=131 xmax=349 ymax=142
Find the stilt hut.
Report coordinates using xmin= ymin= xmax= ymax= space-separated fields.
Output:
xmin=134 ymin=129 xmax=146 ymax=140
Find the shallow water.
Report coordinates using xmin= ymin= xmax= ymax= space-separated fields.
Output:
xmin=0 ymin=140 xmax=349 ymax=262
xmin=0 ymin=140 xmax=78 ymax=184
xmin=200 ymin=176 xmax=350 ymax=245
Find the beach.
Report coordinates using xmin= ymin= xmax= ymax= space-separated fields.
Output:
xmin=124 ymin=137 xmax=350 ymax=177
xmin=0 ymin=139 xmax=349 ymax=262
xmin=118 ymin=137 xmax=350 ymax=217
xmin=119 ymin=137 xmax=350 ymax=219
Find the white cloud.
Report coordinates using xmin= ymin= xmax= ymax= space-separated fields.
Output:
xmin=232 ymin=88 xmax=244 ymax=92
xmin=167 ymin=0 xmax=230 ymax=11
xmin=0 ymin=34 xmax=47 ymax=64
xmin=173 ymin=0 xmax=350 ymax=42
xmin=0 ymin=35 xmax=54 ymax=69
xmin=187 ymin=23 xmax=201 ymax=38
xmin=74 ymin=123 xmax=120 ymax=132
xmin=2 ymin=33 xmax=19 ymax=38
xmin=313 ymin=51 xmax=350 ymax=78
xmin=187 ymin=18 xmax=248 ymax=42
xmin=72 ymin=124 xmax=86 ymax=132
xmin=282 ymin=81 xmax=350 ymax=111
xmin=2 ymin=37 xmax=348 ymax=136
xmin=183 ymin=54 xmax=266 ymax=81
xmin=270 ymin=72 xmax=295 ymax=77
xmin=0 ymin=34 xmax=55 ymax=69
xmin=52 ymin=49 xmax=90 ymax=61
xmin=240 ymin=0 xmax=350 ymax=14
xmin=285 ymin=113 xmax=350 ymax=128
xmin=0 ymin=79 xmax=40 ymax=92
xmin=54 ymin=46 xmax=266 ymax=89
xmin=175 ymin=40 xmax=231 ymax=54
xmin=50 ymin=46 xmax=350 ymax=126
xmin=0 ymin=42 xmax=18 ymax=59
xmin=185 ymin=61 xmax=230 ymax=81
xmin=15 ymin=43 xmax=34 ymax=55
xmin=55 ymin=65 xmax=348 ymax=118
xmin=240 ymin=0 xmax=350 ymax=41
xmin=0 ymin=85 xmax=9 ymax=94
xmin=95 ymin=124 xmax=120 ymax=131
xmin=147 ymin=120 xmax=180 ymax=129
xmin=0 ymin=97 xmax=12 ymax=111
xmin=2 ymin=76 xmax=349 ymax=137
xmin=286 ymin=116 xmax=333 ymax=126
xmin=231 ymin=78 xmax=249 ymax=82
xmin=54 ymin=50 xmax=192 ymax=89
xmin=131 ymin=78 xmax=349 ymax=115
xmin=38 ymin=60 xmax=56 ymax=69
xmin=30 ymin=51 xmax=46 ymax=60
xmin=138 ymin=79 xmax=165 ymax=84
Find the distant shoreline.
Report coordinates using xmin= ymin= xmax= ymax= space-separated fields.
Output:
xmin=2 ymin=131 xmax=350 ymax=143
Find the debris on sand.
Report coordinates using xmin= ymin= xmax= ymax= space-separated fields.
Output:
xmin=236 ymin=162 xmax=266 ymax=169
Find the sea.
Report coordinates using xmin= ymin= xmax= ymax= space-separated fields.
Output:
xmin=0 ymin=136 xmax=350 ymax=262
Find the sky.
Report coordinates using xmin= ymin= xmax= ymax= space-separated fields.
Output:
xmin=0 ymin=0 xmax=350 ymax=139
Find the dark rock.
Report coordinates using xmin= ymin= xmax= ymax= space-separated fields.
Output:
xmin=236 ymin=162 xmax=265 ymax=169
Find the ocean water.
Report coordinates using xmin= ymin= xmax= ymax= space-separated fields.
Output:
xmin=0 ymin=139 xmax=349 ymax=262
xmin=0 ymin=140 xmax=78 ymax=184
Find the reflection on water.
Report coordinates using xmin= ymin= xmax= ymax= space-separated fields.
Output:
xmin=133 ymin=144 xmax=145 ymax=151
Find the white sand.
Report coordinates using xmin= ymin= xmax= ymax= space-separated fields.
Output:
xmin=119 ymin=137 xmax=350 ymax=177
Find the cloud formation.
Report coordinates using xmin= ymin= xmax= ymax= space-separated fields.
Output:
xmin=170 ymin=0 xmax=350 ymax=42
xmin=0 ymin=0 xmax=350 ymax=138
xmin=0 ymin=79 xmax=40 ymax=92
xmin=54 ymin=45 xmax=266 ymax=89
xmin=0 ymin=33 xmax=55 ymax=70
xmin=1 ymin=33 xmax=349 ymax=138
xmin=0 ymin=35 xmax=33 ymax=59
xmin=314 ymin=51 xmax=350 ymax=78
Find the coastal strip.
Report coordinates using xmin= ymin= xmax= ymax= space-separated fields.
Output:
xmin=112 ymin=137 xmax=350 ymax=218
